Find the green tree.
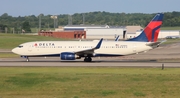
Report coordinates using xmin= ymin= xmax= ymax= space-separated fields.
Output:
xmin=1 ymin=11 xmax=180 ymax=29
xmin=22 ymin=21 xmax=31 ymax=33
xmin=0 ymin=24 xmax=7 ymax=33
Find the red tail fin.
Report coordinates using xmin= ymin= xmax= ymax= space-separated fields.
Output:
xmin=127 ymin=13 xmax=164 ymax=42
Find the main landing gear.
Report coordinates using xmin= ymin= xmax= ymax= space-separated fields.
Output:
xmin=84 ymin=57 xmax=92 ymax=62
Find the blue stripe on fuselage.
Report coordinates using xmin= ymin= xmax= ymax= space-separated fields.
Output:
xmin=94 ymin=54 xmax=124 ymax=57
xmin=21 ymin=54 xmax=60 ymax=57
xmin=21 ymin=53 xmax=124 ymax=57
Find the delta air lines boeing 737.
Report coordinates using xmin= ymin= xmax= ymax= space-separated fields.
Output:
xmin=12 ymin=13 xmax=164 ymax=62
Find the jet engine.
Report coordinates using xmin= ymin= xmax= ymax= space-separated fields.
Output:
xmin=60 ymin=52 xmax=78 ymax=60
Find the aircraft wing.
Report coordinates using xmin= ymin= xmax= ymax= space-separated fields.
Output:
xmin=75 ymin=38 xmax=103 ymax=56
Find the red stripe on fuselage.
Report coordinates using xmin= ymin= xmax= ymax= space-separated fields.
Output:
xmin=144 ymin=21 xmax=162 ymax=42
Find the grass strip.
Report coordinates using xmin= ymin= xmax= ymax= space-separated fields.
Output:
xmin=0 ymin=67 xmax=180 ymax=98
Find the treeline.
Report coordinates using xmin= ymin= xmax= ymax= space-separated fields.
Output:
xmin=0 ymin=11 xmax=180 ymax=33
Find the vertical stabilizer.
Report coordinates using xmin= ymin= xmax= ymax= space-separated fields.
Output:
xmin=127 ymin=13 xmax=164 ymax=42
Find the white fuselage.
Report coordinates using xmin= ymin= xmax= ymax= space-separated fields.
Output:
xmin=12 ymin=40 xmax=154 ymax=57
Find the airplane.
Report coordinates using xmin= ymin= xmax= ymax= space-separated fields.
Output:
xmin=12 ymin=13 xmax=164 ymax=62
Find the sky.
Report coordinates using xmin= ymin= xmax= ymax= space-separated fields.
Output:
xmin=0 ymin=0 xmax=180 ymax=16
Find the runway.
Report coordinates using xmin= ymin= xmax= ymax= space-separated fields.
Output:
xmin=0 ymin=57 xmax=180 ymax=68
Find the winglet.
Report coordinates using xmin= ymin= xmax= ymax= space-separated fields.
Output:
xmin=115 ymin=35 xmax=119 ymax=41
xmin=94 ymin=38 xmax=103 ymax=49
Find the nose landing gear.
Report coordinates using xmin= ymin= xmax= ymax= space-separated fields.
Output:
xmin=21 ymin=56 xmax=29 ymax=62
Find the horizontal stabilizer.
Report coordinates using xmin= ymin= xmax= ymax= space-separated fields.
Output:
xmin=146 ymin=40 xmax=166 ymax=46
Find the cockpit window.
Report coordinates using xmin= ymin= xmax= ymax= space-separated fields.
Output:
xmin=18 ymin=45 xmax=23 ymax=48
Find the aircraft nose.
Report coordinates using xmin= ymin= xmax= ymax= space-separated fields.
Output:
xmin=12 ymin=48 xmax=18 ymax=54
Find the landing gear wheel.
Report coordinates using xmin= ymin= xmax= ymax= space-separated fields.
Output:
xmin=84 ymin=57 xmax=92 ymax=62
xmin=26 ymin=57 xmax=29 ymax=62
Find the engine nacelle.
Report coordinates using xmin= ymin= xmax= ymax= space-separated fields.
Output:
xmin=60 ymin=52 xmax=76 ymax=60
